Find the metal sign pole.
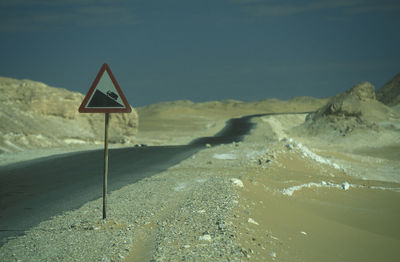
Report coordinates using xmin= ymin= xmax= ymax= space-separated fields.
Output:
xmin=103 ymin=113 xmax=110 ymax=219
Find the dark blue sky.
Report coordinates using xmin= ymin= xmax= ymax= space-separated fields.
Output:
xmin=1 ymin=0 xmax=399 ymax=106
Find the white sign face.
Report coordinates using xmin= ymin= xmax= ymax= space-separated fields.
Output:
xmin=85 ymin=69 xmax=125 ymax=108
xmin=79 ymin=63 xmax=131 ymax=113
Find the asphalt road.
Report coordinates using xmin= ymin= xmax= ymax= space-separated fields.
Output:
xmin=0 ymin=112 xmax=310 ymax=245
xmin=0 ymin=114 xmax=261 ymax=245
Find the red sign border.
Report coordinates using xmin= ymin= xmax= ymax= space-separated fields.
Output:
xmin=79 ymin=63 xmax=132 ymax=113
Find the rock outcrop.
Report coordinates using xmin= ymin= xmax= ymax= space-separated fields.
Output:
xmin=0 ymin=77 xmax=138 ymax=152
xmin=297 ymin=81 xmax=400 ymax=137
xmin=376 ymin=72 xmax=400 ymax=106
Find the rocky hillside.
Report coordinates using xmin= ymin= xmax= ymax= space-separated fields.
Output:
xmin=294 ymin=81 xmax=400 ymax=137
xmin=0 ymin=77 xmax=138 ymax=153
xmin=376 ymin=72 xmax=400 ymax=106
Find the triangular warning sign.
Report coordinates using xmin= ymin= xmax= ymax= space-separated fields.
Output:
xmin=79 ymin=63 xmax=132 ymax=113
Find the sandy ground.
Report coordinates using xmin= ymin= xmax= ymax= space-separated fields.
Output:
xmin=1 ymin=102 xmax=399 ymax=261
xmin=132 ymin=110 xmax=400 ymax=261
xmin=232 ymin=131 xmax=400 ymax=261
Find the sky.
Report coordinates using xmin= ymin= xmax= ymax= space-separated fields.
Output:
xmin=1 ymin=0 xmax=399 ymax=107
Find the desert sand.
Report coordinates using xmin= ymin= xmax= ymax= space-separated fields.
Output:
xmin=0 ymin=76 xmax=399 ymax=261
xmin=230 ymin=114 xmax=400 ymax=261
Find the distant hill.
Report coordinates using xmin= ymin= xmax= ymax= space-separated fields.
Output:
xmin=136 ymin=97 xmax=328 ymax=135
xmin=134 ymin=96 xmax=328 ymax=146
xmin=137 ymin=96 xmax=328 ymax=119
xmin=376 ymin=72 xmax=400 ymax=106
xmin=0 ymin=77 xmax=138 ymax=153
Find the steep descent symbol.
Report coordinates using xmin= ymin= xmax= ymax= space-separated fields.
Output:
xmin=87 ymin=90 xmax=123 ymax=107
xmin=79 ymin=63 xmax=131 ymax=113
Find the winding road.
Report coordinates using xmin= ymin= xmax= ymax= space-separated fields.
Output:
xmin=0 ymin=112 xmax=309 ymax=245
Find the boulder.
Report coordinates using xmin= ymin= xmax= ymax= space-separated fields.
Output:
xmin=315 ymin=81 xmax=375 ymax=118
xmin=297 ymin=81 xmax=399 ymax=137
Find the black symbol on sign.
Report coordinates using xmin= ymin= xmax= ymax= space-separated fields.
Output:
xmin=87 ymin=90 xmax=124 ymax=107
xmin=107 ymin=91 xmax=118 ymax=100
